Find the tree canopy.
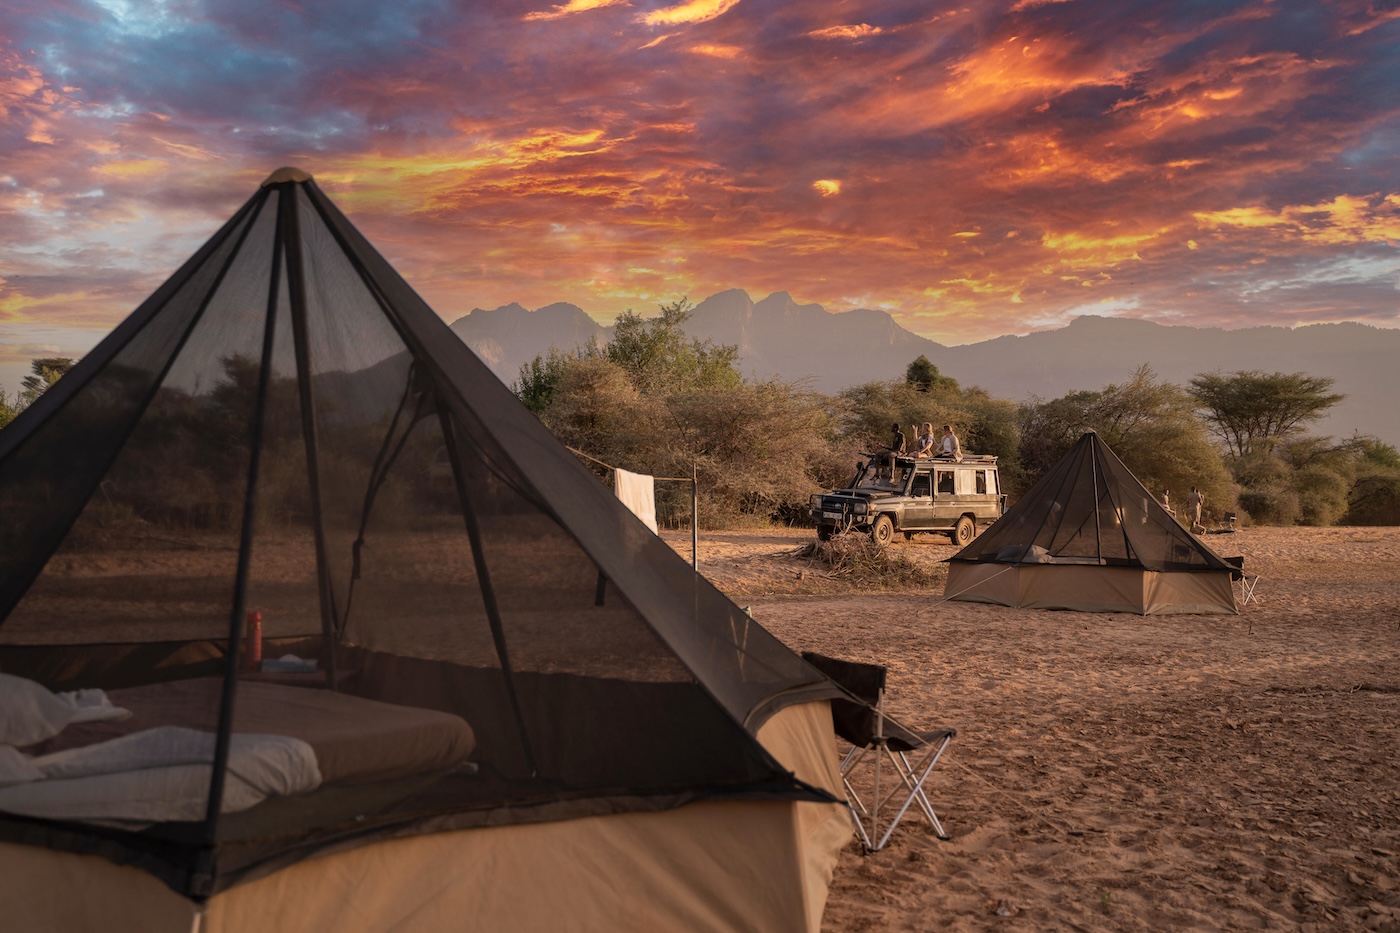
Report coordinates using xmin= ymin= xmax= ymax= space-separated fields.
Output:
xmin=1188 ymin=371 xmax=1344 ymax=458
xmin=904 ymin=355 xmax=957 ymax=393
xmin=1018 ymin=365 xmax=1231 ymax=513
xmin=605 ymin=298 xmax=740 ymax=395
xmin=1 ymin=357 xmax=75 ymax=429
xmin=511 ymin=299 xmax=837 ymax=525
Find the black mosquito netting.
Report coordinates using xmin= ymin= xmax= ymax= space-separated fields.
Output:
xmin=950 ymin=431 xmax=1235 ymax=572
xmin=0 ymin=168 xmax=839 ymax=897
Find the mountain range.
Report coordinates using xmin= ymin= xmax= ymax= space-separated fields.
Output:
xmin=449 ymin=289 xmax=1400 ymax=447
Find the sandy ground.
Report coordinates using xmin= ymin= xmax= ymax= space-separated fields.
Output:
xmin=662 ymin=525 xmax=1400 ymax=933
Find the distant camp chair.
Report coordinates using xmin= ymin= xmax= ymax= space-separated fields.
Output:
xmin=1224 ymin=555 xmax=1260 ymax=606
xmin=802 ymin=651 xmax=955 ymax=851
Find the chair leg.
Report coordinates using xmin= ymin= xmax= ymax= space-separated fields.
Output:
xmin=841 ymin=737 xmax=953 ymax=851
xmin=839 ymin=746 xmax=876 ymax=851
xmin=873 ymin=737 xmax=952 ymax=849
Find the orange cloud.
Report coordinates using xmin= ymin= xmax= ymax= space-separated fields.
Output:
xmin=1194 ymin=194 xmax=1400 ymax=245
xmin=689 ymin=43 xmax=742 ymax=59
xmin=524 ymin=0 xmax=628 ymax=22
xmin=808 ymin=24 xmax=882 ymax=40
xmin=641 ymin=0 xmax=742 ymax=27
xmin=1112 ymin=52 xmax=1342 ymax=135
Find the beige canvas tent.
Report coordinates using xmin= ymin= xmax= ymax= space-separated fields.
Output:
xmin=945 ymin=431 xmax=1238 ymax=615
xmin=0 ymin=168 xmax=849 ymax=931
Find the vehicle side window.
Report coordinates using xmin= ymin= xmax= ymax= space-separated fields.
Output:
xmin=911 ymin=474 xmax=931 ymax=497
xmin=936 ymin=470 xmax=954 ymax=494
xmin=976 ymin=471 xmax=987 ymax=494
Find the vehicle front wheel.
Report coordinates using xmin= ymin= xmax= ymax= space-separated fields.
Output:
xmin=871 ymin=514 xmax=895 ymax=547
xmin=952 ymin=515 xmax=975 ymax=547
xmin=817 ymin=524 xmax=834 ymax=542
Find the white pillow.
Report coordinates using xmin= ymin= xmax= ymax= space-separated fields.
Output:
xmin=0 ymin=673 xmax=78 ymax=746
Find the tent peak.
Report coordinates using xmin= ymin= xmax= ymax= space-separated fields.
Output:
xmin=261 ymin=166 xmax=313 ymax=187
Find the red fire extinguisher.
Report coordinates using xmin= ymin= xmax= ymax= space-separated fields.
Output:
xmin=244 ymin=610 xmax=263 ymax=672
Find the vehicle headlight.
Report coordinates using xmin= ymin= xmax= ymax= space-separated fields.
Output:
xmin=853 ymin=501 xmax=868 ymax=515
xmin=810 ymin=494 xmax=823 ymax=510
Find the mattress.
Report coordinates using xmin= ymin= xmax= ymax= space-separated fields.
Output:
xmin=30 ymin=677 xmax=477 ymax=786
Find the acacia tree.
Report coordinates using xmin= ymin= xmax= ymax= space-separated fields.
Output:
xmin=1 ymin=357 xmax=76 ymax=430
xmin=19 ymin=357 xmax=74 ymax=406
xmin=1188 ymin=371 xmax=1344 ymax=459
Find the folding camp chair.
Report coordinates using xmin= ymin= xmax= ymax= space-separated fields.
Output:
xmin=802 ymin=651 xmax=955 ymax=851
xmin=1224 ymin=555 xmax=1261 ymax=606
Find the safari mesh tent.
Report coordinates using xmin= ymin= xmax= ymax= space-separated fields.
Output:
xmin=0 ymin=168 xmax=850 ymax=932
xmin=945 ymin=431 xmax=1238 ymax=615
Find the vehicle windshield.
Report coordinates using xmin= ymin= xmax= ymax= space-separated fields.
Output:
xmin=849 ymin=459 xmax=910 ymax=492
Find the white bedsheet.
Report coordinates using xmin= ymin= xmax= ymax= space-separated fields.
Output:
xmin=0 ymin=726 xmax=321 ymax=825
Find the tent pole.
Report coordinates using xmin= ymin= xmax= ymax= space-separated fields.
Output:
xmin=202 ymin=189 xmax=281 ymax=863
xmin=1091 ymin=440 xmax=1103 ymax=564
xmin=692 ymin=461 xmax=699 ymax=571
xmin=437 ymin=408 xmax=540 ymax=777
xmin=280 ymin=184 xmax=340 ymax=689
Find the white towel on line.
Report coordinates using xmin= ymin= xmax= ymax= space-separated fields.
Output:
xmin=614 ymin=468 xmax=659 ymax=534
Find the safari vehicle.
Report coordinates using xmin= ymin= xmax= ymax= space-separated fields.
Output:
xmin=810 ymin=453 xmax=1005 ymax=546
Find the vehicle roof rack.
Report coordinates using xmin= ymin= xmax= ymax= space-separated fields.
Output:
xmin=892 ymin=453 xmax=999 ymax=465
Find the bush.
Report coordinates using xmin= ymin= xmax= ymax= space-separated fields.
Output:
xmin=795 ymin=530 xmax=945 ymax=590
xmin=1293 ymin=464 xmax=1350 ymax=526
xmin=1342 ymin=473 xmax=1400 ymax=525
xmin=1238 ymin=484 xmax=1300 ymax=526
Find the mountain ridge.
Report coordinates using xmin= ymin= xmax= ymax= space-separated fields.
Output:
xmin=448 ymin=292 xmax=1400 ymax=446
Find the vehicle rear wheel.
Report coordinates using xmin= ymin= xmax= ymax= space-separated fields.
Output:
xmin=952 ymin=515 xmax=975 ymax=546
xmin=871 ymin=514 xmax=894 ymax=547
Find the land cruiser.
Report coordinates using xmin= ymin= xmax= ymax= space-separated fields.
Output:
xmin=809 ymin=453 xmax=1005 ymax=546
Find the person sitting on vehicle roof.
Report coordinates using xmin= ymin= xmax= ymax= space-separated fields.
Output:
xmin=913 ymin=422 xmax=935 ymax=458
xmin=934 ymin=424 xmax=962 ymax=462
xmin=877 ymin=422 xmax=906 ymax=479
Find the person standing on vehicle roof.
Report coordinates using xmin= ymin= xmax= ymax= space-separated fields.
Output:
xmin=935 ymin=424 xmax=962 ymax=462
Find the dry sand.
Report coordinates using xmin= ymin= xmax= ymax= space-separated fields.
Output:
xmin=662 ymin=525 xmax=1400 ymax=932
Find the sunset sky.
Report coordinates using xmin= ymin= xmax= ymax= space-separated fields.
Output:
xmin=2 ymin=0 xmax=1399 ymax=393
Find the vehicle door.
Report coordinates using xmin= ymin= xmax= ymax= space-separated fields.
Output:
xmin=903 ymin=469 xmax=935 ymax=529
xmin=930 ymin=467 xmax=959 ymax=526
xmin=974 ymin=467 xmax=1001 ymax=518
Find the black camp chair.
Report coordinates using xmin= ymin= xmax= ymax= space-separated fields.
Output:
xmin=1224 ymin=555 xmax=1260 ymax=606
xmin=802 ymin=651 xmax=955 ymax=850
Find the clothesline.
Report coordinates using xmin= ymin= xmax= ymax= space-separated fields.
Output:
xmin=566 ymin=446 xmax=699 ymax=569
xmin=564 ymin=446 xmax=693 ymax=483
